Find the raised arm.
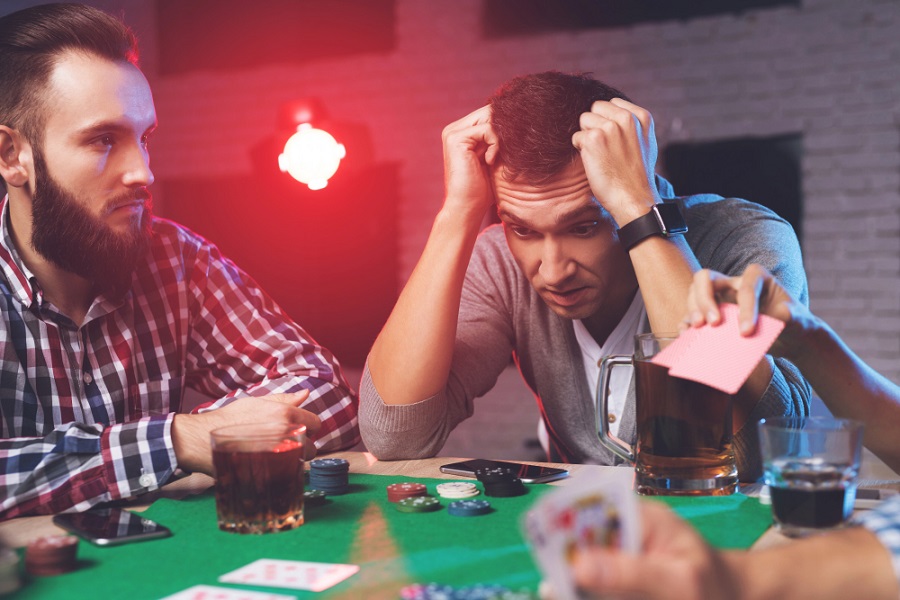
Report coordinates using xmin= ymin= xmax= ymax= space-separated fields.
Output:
xmin=366 ymin=106 xmax=498 ymax=406
xmin=688 ymin=265 xmax=900 ymax=473
xmin=572 ymin=98 xmax=700 ymax=335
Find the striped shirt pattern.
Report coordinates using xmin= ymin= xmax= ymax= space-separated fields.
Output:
xmin=0 ymin=198 xmax=359 ymax=518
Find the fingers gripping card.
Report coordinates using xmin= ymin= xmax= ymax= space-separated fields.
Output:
xmin=653 ymin=303 xmax=785 ymax=394
xmin=522 ymin=469 xmax=638 ymax=600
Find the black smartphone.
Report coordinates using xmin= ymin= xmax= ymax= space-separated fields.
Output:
xmin=52 ymin=507 xmax=172 ymax=546
xmin=439 ymin=459 xmax=568 ymax=483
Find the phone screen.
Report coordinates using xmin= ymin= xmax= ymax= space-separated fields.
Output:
xmin=53 ymin=508 xmax=171 ymax=546
xmin=439 ymin=459 xmax=568 ymax=483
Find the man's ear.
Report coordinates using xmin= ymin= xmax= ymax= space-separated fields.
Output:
xmin=0 ymin=126 xmax=32 ymax=188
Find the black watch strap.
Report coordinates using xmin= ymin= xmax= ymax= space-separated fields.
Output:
xmin=617 ymin=201 xmax=688 ymax=250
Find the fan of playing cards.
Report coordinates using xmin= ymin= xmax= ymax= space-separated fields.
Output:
xmin=522 ymin=469 xmax=639 ymax=600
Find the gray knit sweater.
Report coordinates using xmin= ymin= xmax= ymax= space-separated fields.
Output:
xmin=360 ymin=188 xmax=810 ymax=480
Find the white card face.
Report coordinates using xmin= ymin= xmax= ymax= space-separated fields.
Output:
xmin=160 ymin=584 xmax=296 ymax=600
xmin=218 ymin=559 xmax=360 ymax=592
xmin=522 ymin=468 xmax=639 ymax=600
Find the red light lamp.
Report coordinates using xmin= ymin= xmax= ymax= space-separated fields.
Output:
xmin=278 ymin=123 xmax=346 ymax=190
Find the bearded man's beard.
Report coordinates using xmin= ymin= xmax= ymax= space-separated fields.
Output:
xmin=30 ymin=147 xmax=152 ymax=300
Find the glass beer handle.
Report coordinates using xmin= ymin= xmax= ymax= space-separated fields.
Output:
xmin=597 ymin=355 xmax=636 ymax=463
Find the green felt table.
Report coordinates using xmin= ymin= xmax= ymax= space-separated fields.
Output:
xmin=10 ymin=473 xmax=771 ymax=600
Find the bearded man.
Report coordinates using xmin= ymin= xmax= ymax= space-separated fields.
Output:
xmin=0 ymin=3 xmax=359 ymax=519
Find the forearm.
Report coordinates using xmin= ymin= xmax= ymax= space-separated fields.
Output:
xmin=629 ymin=235 xmax=700 ymax=334
xmin=730 ymin=526 xmax=898 ymax=600
xmin=1 ymin=418 xmax=176 ymax=519
xmin=791 ymin=319 xmax=900 ymax=473
xmin=368 ymin=206 xmax=483 ymax=405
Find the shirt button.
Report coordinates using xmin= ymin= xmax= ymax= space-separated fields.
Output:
xmin=608 ymin=414 xmax=617 ymax=424
xmin=82 ymin=372 xmax=93 ymax=385
xmin=139 ymin=474 xmax=155 ymax=488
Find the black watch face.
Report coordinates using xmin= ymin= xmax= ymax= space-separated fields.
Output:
xmin=656 ymin=202 xmax=688 ymax=234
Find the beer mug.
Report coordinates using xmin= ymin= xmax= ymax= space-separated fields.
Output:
xmin=597 ymin=332 xmax=737 ymax=496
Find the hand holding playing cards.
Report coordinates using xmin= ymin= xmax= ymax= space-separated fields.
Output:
xmin=572 ymin=501 xmax=739 ymax=600
xmin=173 ymin=390 xmax=322 ymax=473
xmin=685 ymin=264 xmax=817 ymax=362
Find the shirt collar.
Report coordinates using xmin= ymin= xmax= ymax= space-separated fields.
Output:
xmin=0 ymin=195 xmax=43 ymax=308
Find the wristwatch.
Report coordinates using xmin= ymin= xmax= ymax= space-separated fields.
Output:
xmin=617 ymin=201 xmax=688 ymax=250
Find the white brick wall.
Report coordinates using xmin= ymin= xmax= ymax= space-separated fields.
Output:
xmin=144 ymin=0 xmax=900 ymax=383
xmin=11 ymin=0 xmax=895 ymax=450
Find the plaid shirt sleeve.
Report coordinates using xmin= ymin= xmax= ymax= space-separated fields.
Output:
xmin=181 ymin=237 xmax=359 ymax=453
xmin=857 ymin=495 xmax=900 ymax=585
xmin=0 ymin=416 xmax=176 ymax=519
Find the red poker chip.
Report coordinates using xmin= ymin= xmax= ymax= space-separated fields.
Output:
xmin=386 ymin=482 xmax=428 ymax=503
xmin=25 ymin=535 xmax=78 ymax=576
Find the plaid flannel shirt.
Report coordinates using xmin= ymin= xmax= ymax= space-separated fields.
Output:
xmin=0 ymin=197 xmax=359 ymax=519
xmin=858 ymin=494 xmax=900 ymax=585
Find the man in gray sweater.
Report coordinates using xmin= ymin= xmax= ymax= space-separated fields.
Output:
xmin=359 ymin=72 xmax=809 ymax=480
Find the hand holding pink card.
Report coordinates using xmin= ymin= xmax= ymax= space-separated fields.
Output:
xmin=652 ymin=303 xmax=785 ymax=394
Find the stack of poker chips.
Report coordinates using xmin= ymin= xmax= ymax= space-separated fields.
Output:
xmin=386 ymin=482 xmax=429 ymax=503
xmin=307 ymin=457 xmax=350 ymax=495
xmin=394 ymin=496 xmax=442 ymax=513
xmin=447 ymin=498 xmax=492 ymax=517
xmin=475 ymin=465 xmax=527 ymax=498
xmin=435 ymin=481 xmax=480 ymax=500
xmin=24 ymin=535 xmax=78 ymax=576
xmin=399 ymin=582 xmax=537 ymax=599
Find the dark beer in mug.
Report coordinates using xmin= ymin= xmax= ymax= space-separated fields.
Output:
xmin=634 ymin=360 xmax=737 ymax=496
xmin=211 ymin=425 xmax=306 ymax=534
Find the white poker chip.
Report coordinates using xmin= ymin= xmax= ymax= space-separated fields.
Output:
xmin=435 ymin=482 xmax=480 ymax=499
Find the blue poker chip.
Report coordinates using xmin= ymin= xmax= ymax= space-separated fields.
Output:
xmin=399 ymin=582 xmax=535 ymax=599
xmin=309 ymin=458 xmax=350 ymax=473
xmin=447 ymin=499 xmax=492 ymax=517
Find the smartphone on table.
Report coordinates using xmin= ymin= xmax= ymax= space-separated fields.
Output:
xmin=440 ymin=458 xmax=569 ymax=483
xmin=53 ymin=507 xmax=172 ymax=546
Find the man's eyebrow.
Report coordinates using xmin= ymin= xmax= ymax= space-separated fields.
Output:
xmin=553 ymin=205 xmax=603 ymax=224
xmin=496 ymin=208 xmax=525 ymax=224
xmin=76 ymin=120 xmax=158 ymax=137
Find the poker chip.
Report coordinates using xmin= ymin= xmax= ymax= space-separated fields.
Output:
xmin=399 ymin=582 xmax=537 ymax=599
xmin=394 ymin=496 xmax=441 ymax=513
xmin=435 ymin=481 xmax=480 ymax=499
xmin=304 ymin=489 xmax=328 ymax=507
xmin=447 ymin=499 xmax=492 ymax=517
xmin=386 ymin=482 xmax=429 ymax=503
xmin=308 ymin=457 xmax=351 ymax=495
xmin=309 ymin=458 xmax=350 ymax=472
xmin=475 ymin=467 xmax=527 ymax=498
xmin=24 ymin=535 xmax=78 ymax=576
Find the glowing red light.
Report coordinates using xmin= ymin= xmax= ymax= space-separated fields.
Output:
xmin=277 ymin=124 xmax=346 ymax=190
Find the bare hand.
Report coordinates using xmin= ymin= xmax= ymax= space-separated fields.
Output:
xmin=441 ymin=105 xmax=499 ymax=220
xmin=172 ymin=390 xmax=321 ymax=474
xmin=685 ymin=264 xmax=813 ymax=360
xmin=571 ymin=98 xmax=660 ymax=225
xmin=572 ymin=501 xmax=739 ymax=600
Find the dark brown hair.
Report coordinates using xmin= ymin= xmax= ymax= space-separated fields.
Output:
xmin=489 ymin=71 xmax=629 ymax=185
xmin=0 ymin=3 xmax=139 ymax=145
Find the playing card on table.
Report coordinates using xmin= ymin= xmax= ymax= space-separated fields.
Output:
xmin=160 ymin=584 xmax=296 ymax=600
xmin=218 ymin=559 xmax=359 ymax=592
xmin=652 ymin=303 xmax=785 ymax=394
xmin=522 ymin=468 xmax=638 ymax=600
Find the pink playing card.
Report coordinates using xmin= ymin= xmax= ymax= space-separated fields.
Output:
xmin=652 ymin=304 xmax=785 ymax=394
xmin=218 ymin=559 xmax=359 ymax=593
xmin=160 ymin=584 xmax=295 ymax=600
